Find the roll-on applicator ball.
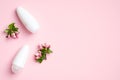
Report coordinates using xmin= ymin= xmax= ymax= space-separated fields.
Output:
xmin=16 ymin=7 xmax=40 ymax=33
xmin=11 ymin=45 xmax=29 ymax=73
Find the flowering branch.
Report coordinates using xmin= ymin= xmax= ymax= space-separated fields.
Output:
xmin=34 ymin=43 xmax=53 ymax=63
xmin=4 ymin=23 xmax=19 ymax=39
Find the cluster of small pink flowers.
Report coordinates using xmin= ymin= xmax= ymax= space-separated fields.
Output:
xmin=34 ymin=43 xmax=51 ymax=60
xmin=34 ymin=53 xmax=41 ymax=60
xmin=41 ymin=43 xmax=50 ymax=49
xmin=6 ymin=32 xmax=19 ymax=39
xmin=34 ymin=43 xmax=52 ymax=63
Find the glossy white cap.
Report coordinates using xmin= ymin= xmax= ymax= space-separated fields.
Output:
xmin=16 ymin=7 xmax=40 ymax=33
xmin=12 ymin=45 xmax=29 ymax=73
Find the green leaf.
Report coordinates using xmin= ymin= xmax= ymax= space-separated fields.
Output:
xmin=36 ymin=58 xmax=43 ymax=63
xmin=42 ymin=54 xmax=47 ymax=60
xmin=36 ymin=53 xmax=47 ymax=63
xmin=8 ymin=23 xmax=18 ymax=32
xmin=47 ymin=49 xmax=53 ymax=54
xmin=4 ymin=29 xmax=9 ymax=33
xmin=13 ymin=27 xmax=18 ymax=32
xmin=41 ymin=48 xmax=47 ymax=53
xmin=8 ymin=23 xmax=15 ymax=29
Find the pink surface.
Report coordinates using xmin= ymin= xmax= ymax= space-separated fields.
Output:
xmin=0 ymin=0 xmax=120 ymax=80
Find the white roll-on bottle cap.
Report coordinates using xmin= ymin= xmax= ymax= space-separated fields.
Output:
xmin=16 ymin=7 xmax=40 ymax=33
xmin=12 ymin=45 xmax=29 ymax=73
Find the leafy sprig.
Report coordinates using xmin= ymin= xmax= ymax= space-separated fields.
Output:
xmin=4 ymin=23 xmax=19 ymax=39
xmin=35 ymin=43 xmax=53 ymax=63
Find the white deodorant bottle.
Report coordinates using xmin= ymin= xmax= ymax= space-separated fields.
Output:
xmin=16 ymin=7 xmax=40 ymax=33
xmin=12 ymin=45 xmax=29 ymax=73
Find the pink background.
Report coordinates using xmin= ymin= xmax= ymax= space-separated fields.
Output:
xmin=0 ymin=0 xmax=120 ymax=80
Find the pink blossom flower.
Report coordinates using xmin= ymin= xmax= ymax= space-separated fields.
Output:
xmin=35 ymin=53 xmax=41 ymax=60
xmin=34 ymin=53 xmax=40 ymax=57
xmin=34 ymin=52 xmax=42 ymax=60
xmin=47 ymin=45 xmax=51 ymax=48
xmin=11 ymin=33 xmax=16 ymax=39
xmin=15 ymin=32 xmax=20 ymax=38
xmin=38 ymin=45 xmax=43 ymax=50
xmin=42 ymin=43 xmax=50 ymax=48
xmin=6 ymin=35 xmax=10 ymax=38
xmin=35 ymin=56 xmax=40 ymax=60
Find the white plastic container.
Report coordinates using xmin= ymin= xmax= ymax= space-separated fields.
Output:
xmin=11 ymin=45 xmax=29 ymax=73
xmin=16 ymin=7 xmax=40 ymax=33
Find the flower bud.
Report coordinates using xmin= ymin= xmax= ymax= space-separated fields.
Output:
xmin=11 ymin=33 xmax=16 ymax=39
